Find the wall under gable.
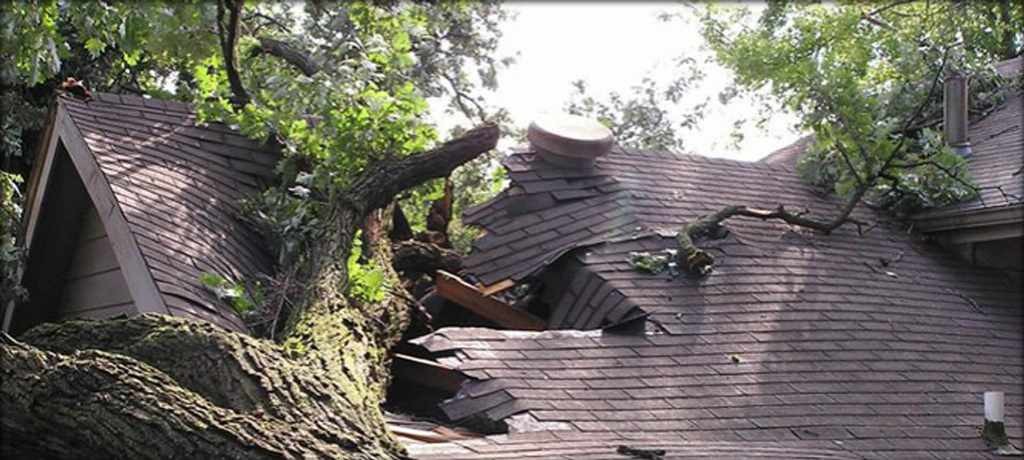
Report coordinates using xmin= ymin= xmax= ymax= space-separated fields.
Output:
xmin=55 ymin=205 xmax=134 ymax=320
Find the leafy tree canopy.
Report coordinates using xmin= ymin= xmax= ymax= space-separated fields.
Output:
xmin=1 ymin=0 xmax=510 ymax=309
xmin=564 ymin=67 xmax=706 ymax=153
xmin=697 ymin=0 xmax=1023 ymax=214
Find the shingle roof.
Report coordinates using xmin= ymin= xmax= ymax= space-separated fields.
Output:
xmin=463 ymin=147 xmax=868 ymax=287
xmin=425 ymin=133 xmax=1023 ymax=457
xmin=758 ymin=135 xmax=813 ymax=166
xmin=59 ymin=93 xmax=277 ymax=332
xmin=409 ymin=431 xmax=861 ymax=459
xmin=416 ymin=319 xmax=1022 ymax=458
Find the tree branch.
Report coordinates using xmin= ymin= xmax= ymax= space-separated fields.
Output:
xmin=865 ymin=0 xmax=918 ymax=18
xmin=247 ymin=11 xmax=291 ymax=34
xmin=254 ymin=38 xmax=320 ymax=77
xmin=808 ymin=45 xmax=950 ymax=231
xmin=392 ymin=240 xmax=463 ymax=275
xmin=347 ymin=123 xmax=500 ymax=215
xmin=834 ymin=142 xmax=866 ymax=187
xmin=892 ymin=157 xmax=975 ymax=190
xmin=676 ymin=201 xmax=869 ymax=276
xmin=217 ymin=0 xmax=250 ymax=108
xmin=443 ymin=73 xmax=487 ymax=123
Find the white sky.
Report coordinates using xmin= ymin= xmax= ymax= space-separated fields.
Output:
xmin=429 ymin=2 xmax=803 ymax=162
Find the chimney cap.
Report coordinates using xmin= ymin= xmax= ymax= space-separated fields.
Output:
xmin=528 ymin=114 xmax=614 ymax=166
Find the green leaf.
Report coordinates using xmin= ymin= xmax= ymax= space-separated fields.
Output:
xmin=84 ymin=37 xmax=106 ymax=57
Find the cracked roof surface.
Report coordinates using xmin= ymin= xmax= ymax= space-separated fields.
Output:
xmin=419 ymin=123 xmax=1023 ymax=458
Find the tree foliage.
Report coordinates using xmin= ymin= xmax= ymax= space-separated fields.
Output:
xmin=0 ymin=172 xmax=24 ymax=313
xmin=697 ymin=0 xmax=1023 ymax=214
xmin=1 ymin=0 xmax=510 ymax=319
xmin=564 ymin=2 xmax=1020 ymax=217
xmin=564 ymin=58 xmax=709 ymax=153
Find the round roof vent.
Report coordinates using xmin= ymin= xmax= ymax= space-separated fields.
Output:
xmin=527 ymin=114 xmax=614 ymax=168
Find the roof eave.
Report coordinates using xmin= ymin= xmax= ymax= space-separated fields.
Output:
xmin=912 ymin=202 xmax=1024 ymax=234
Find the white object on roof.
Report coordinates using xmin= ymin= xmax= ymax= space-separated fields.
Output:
xmin=528 ymin=113 xmax=614 ymax=167
xmin=985 ymin=391 xmax=1005 ymax=422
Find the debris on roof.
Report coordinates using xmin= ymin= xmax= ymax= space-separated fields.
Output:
xmin=435 ymin=270 xmax=546 ymax=331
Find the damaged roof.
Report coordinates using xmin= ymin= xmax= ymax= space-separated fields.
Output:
xmin=418 ymin=132 xmax=1023 ymax=457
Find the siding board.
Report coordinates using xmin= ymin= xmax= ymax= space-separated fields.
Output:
xmin=56 ymin=205 xmax=134 ymax=318
xmin=77 ymin=206 xmax=107 ymax=241
xmin=65 ymin=208 xmax=119 ymax=279
xmin=60 ymin=269 xmax=132 ymax=311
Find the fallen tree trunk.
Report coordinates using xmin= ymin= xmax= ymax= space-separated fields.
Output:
xmin=0 ymin=124 xmax=499 ymax=459
xmin=2 ymin=330 xmax=361 ymax=459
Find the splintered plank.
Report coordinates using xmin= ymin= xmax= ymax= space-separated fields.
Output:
xmin=479 ymin=279 xmax=515 ymax=296
xmin=392 ymin=353 xmax=466 ymax=393
xmin=435 ymin=271 xmax=547 ymax=331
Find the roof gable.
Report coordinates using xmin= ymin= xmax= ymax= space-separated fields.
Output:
xmin=9 ymin=93 xmax=278 ymax=333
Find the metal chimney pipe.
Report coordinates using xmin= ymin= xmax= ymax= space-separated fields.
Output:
xmin=943 ymin=72 xmax=972 ymax=157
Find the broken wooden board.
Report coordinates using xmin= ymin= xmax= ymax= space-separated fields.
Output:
xmin=479 ymin=279 xmax=515 ymax=296
xmin=392 ymin=353 xmax=466 ymax=393
xmin=435 ymin=270 xmax=546 ymax=331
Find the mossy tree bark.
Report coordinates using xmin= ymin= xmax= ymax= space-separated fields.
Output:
xmin=0 ymin=124 xmax=499 ymax=459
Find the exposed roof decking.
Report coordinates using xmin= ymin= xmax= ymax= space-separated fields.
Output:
xmin=58 ymin=93 xmax=277 ymax=332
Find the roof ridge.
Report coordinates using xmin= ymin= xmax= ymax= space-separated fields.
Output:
xmin=505 ymin=144 xmax=797 ymax=174
xmin=607 ymin=146 xmax=797 ymax=173
xmin=75 ymin=91 xmax=195 ymax=114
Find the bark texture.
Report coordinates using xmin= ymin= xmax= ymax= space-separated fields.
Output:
xmin=2 ymin=325 xmax=360 ymax=459
xmin=392 ymin=240 xmax=463 ymax=275
xmin=676 ymin=203 xmax=867 ymax=275
xmin=0 ymin=124 xmax=500 ymax=459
